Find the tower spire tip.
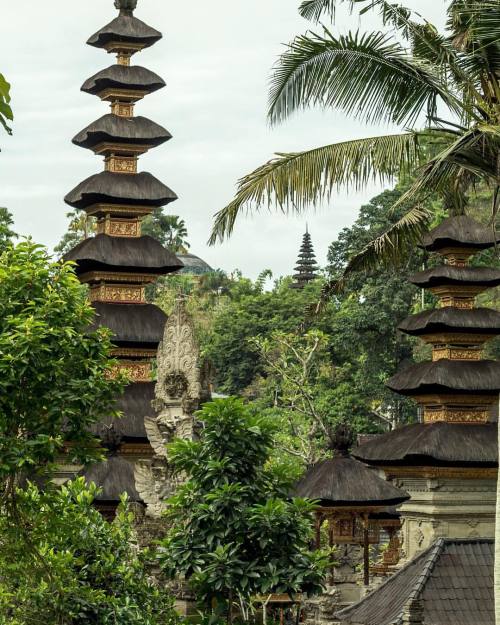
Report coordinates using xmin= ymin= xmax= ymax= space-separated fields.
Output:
xmin=114 ymin=0 xmax=138 ymax=15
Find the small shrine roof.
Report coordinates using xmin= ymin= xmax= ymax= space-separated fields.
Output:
xmin=64 ymin=234 xmax=183 ymax=274
xmin=420 ymin=215 xmax=499 ymax=252
xmin=294 ymin=455 xmax=409 ymax=507
xmin=65 ymin=171 xmax=177 ymax=209
xmin=73 ymin=114 xmax=171 ymax=151
xmin=81 ymin=65 xmax=165 ymax=97
xmin=387 ymin=359 xmax=500 ymax=395
xmin=177 ymin=253 xmax=214 ymax=275
xmin=410 ymin=265 xmax=500 ymax=289
xmin=81 ymin=455 xmax=141 ymax=503
xmin=398 ymin=307 xmax=500 ymax=336
xmin=336 ymin=538 xmax=494 ymax=625
xmin=90 ymin=302 xmax=167 ymax=347
xmin=87 ymin=15 xmax=162 ymax=50
xmin=92 ymin=381 xmax=155 ymax=441
xmin=352 ymin=422 xmax=497 ymax=466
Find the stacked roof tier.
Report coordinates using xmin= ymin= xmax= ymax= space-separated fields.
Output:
xmin=291 ymin=228 xmax=319 ymax=289
xmin=386 ymin=216 xmax=500 ymax=424
xmin=65 ymin=0 xmax=183 ymax=509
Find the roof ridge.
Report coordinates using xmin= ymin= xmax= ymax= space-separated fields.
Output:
xmin=406 ymin=538 xmax=445 ymax=603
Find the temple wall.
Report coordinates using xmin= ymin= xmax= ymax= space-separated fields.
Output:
xmin=394 ymin=476 xmax=496 ymax=561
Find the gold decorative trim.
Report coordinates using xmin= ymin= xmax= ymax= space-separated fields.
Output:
xmin=90 ymin=283 xmax=145 ymax=304
xmin=99 ymin=88 xmax=148 ymax=103
xmin=414 ymin=393 xmax=498 ymax=406
xmin=107 ymin=360 xmax=153 ymax=383
xmin=432 ymin=346 xmax=482 ymax=361
xmin=96 ymin=216 xmax=141 ymax=238
xmin=84 ymin=204 xmax=153 ymax=218
xmin=381 ymin=466 xmax=498 ymax=480
xmin=105 ymin=155 xmax=138 ymax=174
xmin=422 ymin=333 xmax=497 ymax=346
xmin=111 ymin=347 xmax=157 ymax=358
xmin=110 ymin=102 xmax=135 ymax=118
xmin=79 ymin=271 xmax=159 ymax=285
xmin=104 ymin=41 xmax=146 ymax=54
xmin=438 ymin=247 xmax=475 ymax=265
xmin=424 ymin=406 xmax=490 ymax=423
xmin=116 ymin=53 xmax=131 ymax=66
xmin=120 ymin=443 xmax=154 ymax=456
xmin=93 ymin=142 xmax=150 ymax=156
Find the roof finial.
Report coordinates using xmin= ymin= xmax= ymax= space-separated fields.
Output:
xmin=114 ymin=0 xmax=138 ymax=16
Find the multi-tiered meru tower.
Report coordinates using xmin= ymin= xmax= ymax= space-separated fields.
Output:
xmin=353 ymin=215 xmax=500 ymax=560
xmin=64 ymin=0 xmax=183 ymax=515
xmin=291 ymin=227 xmax=319 ymax=289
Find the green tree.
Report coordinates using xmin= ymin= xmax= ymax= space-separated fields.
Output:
xmin=0 ymin=73 xmax=13 ymax=135
xmin=142 ymin=211 xmax=190 ymax=253
xmin=0 ymin=478 xmax=178 ymax=625
xmin=209 ymin=0 xmax=500 ymax=282
xmin=0 ymin=207 xmax=16 ymax=252
xmin=159 ymin=398 xmax=328 ymax=622
xmin=0 ymin=241 xmax=123 ymax=489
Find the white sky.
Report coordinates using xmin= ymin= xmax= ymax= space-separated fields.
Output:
xmin=0 ymin=0 xmax=447 ymax=279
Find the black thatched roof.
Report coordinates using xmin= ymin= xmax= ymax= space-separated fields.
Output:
xmin=87 ymin=16 xmax=162 ymax=50
xmin=81 ymin=455 xmax=141 ymax=502
xmin=294 ymin=456 xmax=409 ymax=507
xmin=72 ymin=115 xmax=171 ymax=151
xmin=65 ymin=171 xmax=177 ymax=209
xmin=409 ymin=265 xmax=500 ymax=289
xmin=420 ymin=215 xmax=499 ymax=252
xmin=92 ymin=382 xmax=154 ymax=441
xmin=81 ymin=65 xmax=165 ymax=97
xmin=91 ymin=302 xmax=166 ymax=347
xmin=335 ymin=538 xmax=494 ymax=625
xmin=398 ymin=307 xmax=500 ymax=336
xmin=387 ymin=359 xmax=500 ymax=395
xmin=177 ymin=253 xmax=214 ymax=275
xmin=352 ymin=422 xmax=497 ymax=466
xmin=64 ymin=234 xmax=183 ymax=274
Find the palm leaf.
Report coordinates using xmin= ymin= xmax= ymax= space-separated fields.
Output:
xmin=268 ymin=29 xmax=463 ymax=127
xmin=209 ymin=133 xmax=420 ymax=244
xmin=299 ymin=0 xmax=337 ymax=21
xmin=311 ymin=203 xmax=432 ymax=313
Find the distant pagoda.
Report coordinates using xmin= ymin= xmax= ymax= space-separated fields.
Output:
xmin=353 ymin=215 xmax=500 ymax=561
xmin=64 ymin=0 xmax=183 ymax=515
xmin=291 ymin=227 xmax=319 ymax=288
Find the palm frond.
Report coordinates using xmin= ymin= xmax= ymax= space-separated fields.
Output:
xmin=268 ymin=29 xmax=463 ymax=127
xmin=311 ymin=203 xmax=432 ymax=313
xmin=299 ymin=0 xmax=337 ymax=21
xmin=209 ymin=133 xmax=420 ymax=244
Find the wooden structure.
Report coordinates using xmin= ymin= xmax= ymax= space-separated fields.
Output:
xmin=294 ymin=440 xmax=409 ymax=586
xmin=64 ymin=0 xmax=183 ymax=514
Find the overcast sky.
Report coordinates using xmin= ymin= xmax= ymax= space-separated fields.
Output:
xmin=0 ymin=1 xmax=447 ymax=279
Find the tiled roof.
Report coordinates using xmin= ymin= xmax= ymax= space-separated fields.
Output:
xmin=335 ymin=538 xmax=494 ymax=625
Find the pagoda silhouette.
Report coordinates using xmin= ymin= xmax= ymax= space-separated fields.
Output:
xmin=63 ymin=0 xmax=183 ymax=515
xmin=291 ymin=227 xmax=319 ymax=288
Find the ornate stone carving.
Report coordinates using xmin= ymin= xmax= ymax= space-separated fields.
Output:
xmin=135 ymin=297 xmax=212 ymax=518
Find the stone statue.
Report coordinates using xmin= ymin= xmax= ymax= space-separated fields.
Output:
xmin=135 ymin=297 xmax=211 ymax=517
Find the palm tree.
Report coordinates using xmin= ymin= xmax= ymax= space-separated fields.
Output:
xmin=210 ymin=0 xmax=500 ymax=287
xmin=142 ymin=211 xmax=190 ymax=253
xmin=211 ymin=2 xmax=500 ymax=618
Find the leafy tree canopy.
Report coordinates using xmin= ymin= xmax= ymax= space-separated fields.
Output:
xmin=0 ymin=479 xmax=178 ymax=625
xmin=0 ymin=207 xmax=16 ymax=252
xmin=0 ymin=241 xmax=123 ymax=487
xmin=0 ymin=74 xmax=13 ymax=135
xmin=142 ymin=211 xmax=190 ymax=253
xmin=159 ymin=398 xmax=328 ymax=621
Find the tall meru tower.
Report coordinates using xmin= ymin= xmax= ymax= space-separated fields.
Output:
xmin=291 ymin=227 xmax=319 ymax=289
xmin=63 ymin=0 xmax=183 ymax=516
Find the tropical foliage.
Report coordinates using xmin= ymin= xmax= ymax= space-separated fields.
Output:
xmin=0 ymin=241 xmax=123 ymax=489
xmin=0 ymin=207 xmax=16 ymax=252
xmin=142 ymin=212 xmax=190 ymax=253
xmin=159 ymin=398 xmax=329 ymax=622
xmin=0 ymin=73 xmax=13 ymax=135
xmin=210 ymin=0 xmax=500 ymax=289
xmin=0 ymin=479 xmax=178 ymax=625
